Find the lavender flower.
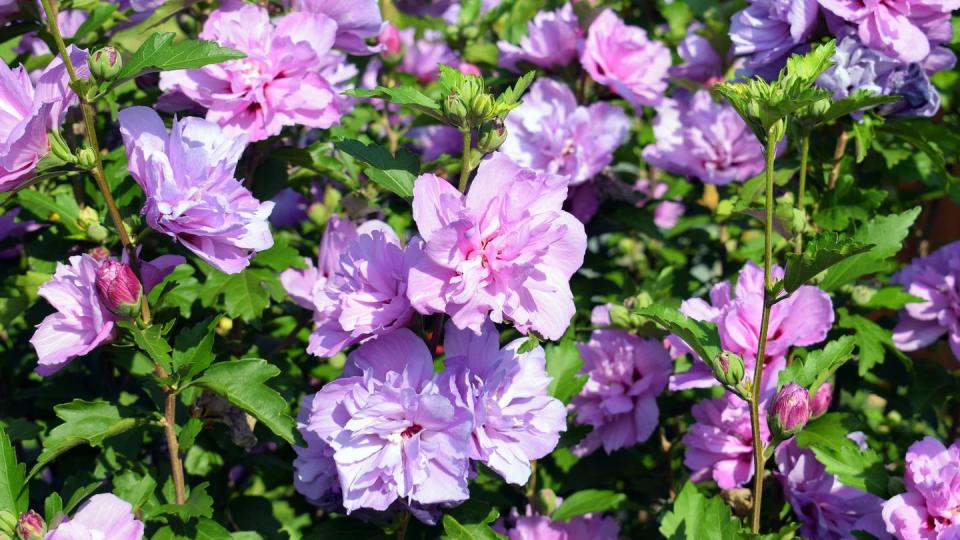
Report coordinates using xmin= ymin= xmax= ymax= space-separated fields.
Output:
xmin=684 ymin=392 xmax=770 ymax=489
xmin=730 ymin=0 xmax=820 ymax=75
xmin=45 ymin=494 xmax=144 ymax=540
xmin=0 ymin=208 xmax=40 ymax=259
xmin=498 ymin=3 xmax=581 ymax=72
xmin=892 ymin=241 xmax=960 ymax=360
xmin=397 ymin=29 xmax=470 ymax=83
xmin=882 ymin=436 xmax=960 ymax=538
xmin=670 ymin=23 xmax=725 ymax=85
xmin=290 ymin=0 xmax=384 ymax=55
xmin=502 ymin=508 xmax=619 ymax=540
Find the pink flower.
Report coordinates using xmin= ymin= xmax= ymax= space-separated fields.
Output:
xmin=883 ymin=437 xmax=960 ymax=539
xmin=634 ymin=179 xmax=686 ymax=229
xmin=95 ymin=260 xmax=142 ymax=318
xmin=407 ymin=152 xmax=587 ymax=340
xmin=118 ymin=106 xmax=274 ymax=274
xmin=159 ymin=3 xmax=354 ymax=141
xmin=684 ymin=392 xmax=770 ymax=489
xmin=891 ymin=240 xmax=960 ymax=360
xmin=770 ymin=382 xmax=811 ymax=434
xmin=498 ymin=3 xmax=582 ymax=72
xmin=571 ymin=330 xmax=672 ymax=456
xmin=502 ymin=78 xmax=630 ymax=185
xmin=379 ymin=23 xmax=402 ymax=56
xmin=504 ymin=511 xmax=619 ymax=540
xmin=290 ymin=0 xmax=384 ymax=55
xmin=436 ymin=320 xmax=567 ymax=485
xmin=810 ymin=381 xmax=833 ymax=417
xmin=579 ymin=9 xmax=671 ymax=108
xmin=396 ymin=29 xmax=473 ymax=83
xmin=45 ymin=493 xmax=144 ymax=540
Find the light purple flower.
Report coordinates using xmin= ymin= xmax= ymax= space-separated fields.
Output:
xmin=0 ymin=207 xmax=40 ymax=259
xmin=502 ymin=78 xmax=630 ymax=186
xmin=296 ymin=330 xmax=473 ymax=513
xmin=892 ymin=241 xmax=960 ymax=360
xmin=291 ymin=0 xmax=383 ymax=55
xmin=670 ymin=23 xmax=726 ymax=85
xmin=818 ymin=0 xmax=958 ymax=65
xmin=436 ymin=320 xmax=566 ymax=485
xmin=580 ymin=9 xmax=671 ymax=108
xmin=776 ymin=434 xmax=887 ymax=540
xmin=810 ymin=381 xmax=833 ymax=417
xmin=882 ymin=436 xmax=960 ymax=539
xmin=642 ymin=90 xmax=767 ymax=185
xmin=293 ymin=392 xmax=342 ymax=511
xmin=684 ymin=392 xmax=770 ymax=489
xmin=159 ymin=3 xmax=354 ymax=141
xmin=730 ymin=0 xmax=820 ymax=73
xmin=269 ymin=188 xmax=310 ymax=228
xmin=118 ymin=106 xmax=275 ymax=274
xmin=396 ymin=29 xmax=468 ymax=83
xmin=570 ymin=330 xmax=672 ymax=456
xmin=15 ymin=10 xmax=85 ymax=57
xmin=407 ymin=124 xmax=464 ymax=162
xmin=505 ymin=511 xmax=619 ymax=540
xmin=44 ymin=493 xmax=144 ymax=540
xmin=498 ymin=3 xmax=581 ymax=72
xmin=670 ymin=260 xmax=834 ymax=390
xmin=634 ymin=179 xmax=685 ymax=229
xmin=407 ymin=152 xmax=587 ymax=340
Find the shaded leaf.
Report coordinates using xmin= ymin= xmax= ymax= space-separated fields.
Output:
xmin=551 ymin=489 xmax=625 ymax=521
xmin=781 ymin=233 xmax=871 ymax=294
xmin=795 ymin=413 xmax=888 ymax=496
xmin=0 ymin=428 xmax=27 ymax=513
xmin=660 ymin=482 xmax=744 ymax=540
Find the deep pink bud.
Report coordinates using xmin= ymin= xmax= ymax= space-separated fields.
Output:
xmin=17 ymin=510 xmax=45 ymax=540
xmin=88 ymin=246 xmax=111 ymax=262
xmin=810 ymin=382 xmax=832 ymax=418
xmin=379 ymin=24 xmax=402 ymax=56
xmin=95 ymin=260 xmax=142 ymax=318
xmin=771 ymin=383 xmax=811 ymax=435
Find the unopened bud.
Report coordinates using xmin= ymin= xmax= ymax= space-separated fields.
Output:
xmin=217 ymin=316 xmax=234 ymax=335
xmin=16 ymin=510 xmax=45 ymax=540
xmin=378 ymin=24 xmax=402 ymax=57
xmin=95 ymin=259 xmax=142 ymax=318
xmin=443 ymin=94 xmax=468 ymax=126
xmin=477 ymin=118 xmax=506 ymax=153
xmin=713 ymin=351 xmax=745 ymax=388
xmin=810 ymin=382 xmax=832 ymax=418
xmin=533 ymin=488 xmax=558 ymax=515
xmin=470 ymin=93 xmax=493 ymax=122
xmin=47 ymin=130 xmax=76 ymax=163
xmin=76 ymin=206 xmax=99 ymax=229
xmin=86 ymin=223 xmax=108 ymax=242
xmin=89 ymin=46 xmax=122 ymax=81
xmin=88 ymin=246 xmax=111 ymax=261
xmin=608 ymin=305 xmax=631 ymax=328
xmin=76 ymin=146 xmax=97 ymax=170
xmin=771 ymin=383 xmax=811 ymax=436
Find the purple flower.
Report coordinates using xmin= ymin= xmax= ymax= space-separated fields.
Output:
xmin=810 ymin=381 xmax=833 ymax=417
xmin=670 ymin=260 xmax=834 ymax=391
xmin=269 ymin=188 xmax=310 ymax=228
xmin=498 ymin=3 xmax=581 ymax=72
xmin=407 ymin=125 xmax=464 ymax=162
xmin=396 ymin=29 xmax=468 ymax=83
xmin=407 ymin=152 xmax=587 ymax=340
xmin=892 ymin=241 xmax=960 ymax=360
xmin=878 ymin=62 xmax=941 ymax=117
xmin=45 ymin=493 xmax=144 ymax=540
xmin=670 ymin=23 xmax=726 ymax=85
xmin=293 ymin=392 xmax=342 ymax=511
xmin=118 ymin=106 xmax=275 ymax=274
xmin=296 ymin=330 xmax=472 ymax=513
xmin=95 ymin=260 xmax=142 ymax=318
xmin=684 ymin=392 xmax=770 ymax=489
xmin=882 ymin=436 xmax=960 ymax=539
xmin=159 ymin=3 xmax=354 ymax=141
xmin=504 ymin=511 xmax=619 ymax=540
xmin=15 ymin=10 xmax=85 ymax=57
xmin=0 ymin=207 xmax=40 ymax=259
xmin=642 ymin=90 xmax=767 ymax=185
xmin=634 ymin=179 xmax=686 ymax=229
xmin=775 ymin=435 xmax=887 ymax=539
xmin=290 ymin=0 xmax=384 ymax=55
xmin=502 ymin=78 xmax=630 ymax=185
xmin=570 ymin=330 xmax=672 ymax=456
xmin=392 ymin=0 xmax=455 ymax=17
xmin=436 ymin=320 xmax=566 ymax=484
xmin=770 ymin=382 xmax=811 ymax=434
xmin=579 ymin=9 xmax=671 ymax=108
xmin=730 ymin=0 xmax=820 ymax=73
xmin=818 ymin=0 xmax=957 ymax=65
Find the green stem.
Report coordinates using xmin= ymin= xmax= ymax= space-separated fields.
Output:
xmin=795 ymin=132 xmax=810 ymax=255
xmin=749 ymin=127 xmax=779 ymax=534
xmin=458 ymin=128 xmax=472 ymax=193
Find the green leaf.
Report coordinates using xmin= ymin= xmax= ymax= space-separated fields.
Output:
xmin=202 ymin=268 xmax=285 ymax=323
xmin=854 ymin=286 xmax=922 ymax=310
xmin=185 ymin=359 xmax=297 ymax=444
xmin=346 ymin=86 xmax=443 ymax=120
xmin=70 ymin=4 xmax=117 ymax=43
xmin=31 ymin=400 xmax=146 ymax=477
xmin=551 ymin=489 xmax=625 ymax=522
xmin=17 ymin=189 xmax=83 ymax=234
xmin=819 ymin=207 xmax=922 ymax=291
xmin=517 ymin=335 xmax=540 ymax=354
xmin=837 ymin=311 xmax=907 ymax=376
xmin=364 ymin=168 xmax=417 ymax=199
xmin=0 ymin=428 xmax=27 ymax=513
xmin=149 ymin=264 xmax=201 ymax=318
xmin=335 ymin=139 xmax=419 ymax=198
xmin=440 ymin=514 xmax=506 ymax=540
xmin=172 ymin=318 xmax=217 ymax=379
xmin=113 ymin=470 xmax=157 ymax=511
xmin=795 ymin=413 xmax=888 ymax=496
xmin=545 ymin=339 xmax=587 ymax=404
xmin=660 ymin=482 xmax=744 ymax=540
xmin=781 ymin=233 xmax=871 ymax=294
xmin=44 ymin=492 xmax=62 ymax=523
xmin=149 ymin=482 xmax=214 ymax=520
xmin=119 ymin=321 xmax=173 ymax=375
xmin=821 ymin=90 xmax=900 ymax=123
xmin=778 ymin=336 xmax=856 ymax=393
xmin=115 ymin=32 xmax=245 ymax=84
xmin=634 ymin=305 xmax=723 ymax=366
xmin=784 ymin=40 xmax=836 ymax=85
xmin=252 ymin=238 xmax=308 ymax=272
xmin=497 ymin=70 xmax=535 ymax=107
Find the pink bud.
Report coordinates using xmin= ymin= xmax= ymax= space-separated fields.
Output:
xmin=95 ymin=259 xmax=142 ymax=317
xmin=458 ymin=62 xmax=482 ymax=77
xmin=17 ymin=510 xmax=45 ymax=540
xmin=379 ymin=24 xmax=402 ymax=56
xmin=88 ymin=246 xmax=111 ymax=262
xmin=771 ymin=383 xmax=811 ymax=435
xmin=810 ymin=382 xmax=832 ymax=418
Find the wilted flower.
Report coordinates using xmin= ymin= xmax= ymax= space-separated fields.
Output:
xmin=502 ymin=78 xmax=630 ymax=185
xmin=730 ymin=0 xmax=819 ymax=75
xmin=297 ymin=330 xmax=472 ymax=512
xmin=498 ymin=3 xmax=581 ymax=72
xmin=642 ymin=91 xmax=767 ymax=185
xmin=117 ymin=106 xmax=274 ymax=274
xmin=771 ymin=383 xmax=811 ymax=435
xmin=684 ymin=392 xmax=770 ymax=489
xmin=882 ymin=436 xmax=960 ymax=538
xmin=436 ymin=320 xmax=566 ymax=485
xmin=290 ymin=0 xmax=384 ymax=55
xmin=570 ymin=330 xmax=672 ymax=456
xmin=775 ymin=434 xmax=887 ymax=539
xmin=891 ymin=241 xmax=960 ymax=360
xmin=579 ymin=9 xmax=671 ymax=108
xmin=45 ymin=493 xmax=144 ymax=540
xmin=94 ymin=260 xmax=142 ymax=318
xmin=407 ymin=152 xmax=587 ymax=340
xmin=160 ymin=3 xmax=354 ymax=141
xmin=810 ymin=382 xmax=833 ymax=417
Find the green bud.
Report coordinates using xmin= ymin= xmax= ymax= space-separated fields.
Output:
xmin=89 ymin=46 xmax=122 ymax=81
xmin=76 ymin=146 xmax=97 ymax=170
xmin=769 ymin=119 xmax=788 ymax=143
xmin=76 ymin=206 xmax=99 ymax=229
xmin=533 ymin=489 xmax=558 ymax=515
xmin=86 ymin=223 xmax=108 ymax=243
xmin=470 ymin=93 xmax=493 ymax=122
xmin=308 ymin=202 xmax=330 ymax=225
xmin=47 ymin=130 xmax=76 ymax=164
xmin=608 ymin=305 xmax=631 ymax=328
xmin=851 ymin=285 xmax=876 ymax=306
xmin=443 ymin=94 xmax=468 ymax=127
xmin=476 ymin=118 xmax=506 ymax=153
xmin=633 ymin=291 xmax=653 ymax=309
xmin=713 ymin=351 xmax=745 ymax=388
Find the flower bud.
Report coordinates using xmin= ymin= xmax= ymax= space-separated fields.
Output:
xmin=16 ymin=510 xmax=45 ymax=540
xmin=378 ymin=24 xmax=402 ymax=57
xmin=88 ymin=246 xmax=111 ymax=261
xmin=477 ymin=118 xmax=506 ymax=153
xmin=76 ymin=146 xmax=97 ymax=170
xmin=470 ymin=93 xmax=493 ymax=122
xmin=89 ymin=46 xmax=122 ymax=81
xmin=533 ymin=488 xmax=558 ymax=515
xmin=608 ymin=305 xmax=631 ymax=328
xmin=86 ymin=223 xmax=108 ymax=243
xmin=47 ymin=130 xmax=76 ymax=164
xmin=443 ymin=93 xmax=468 ymax=126
xmin=713 ymin=351 xmax=745 ymax=388
xmin=95 ymin=259 xmax=142 ymax=318
xmin=771 ymin=383 xmax=811 ymax=436
xmin=810 ymin=382 xmax=832 ymax=418
xmin=76 ymin=206 xmax=99 ymax=229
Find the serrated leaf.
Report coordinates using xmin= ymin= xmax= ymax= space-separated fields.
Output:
xmin=0 ymin=428 xmax=27 ymax=513
xmin=203 ymin=268 xmax=284 ymax=323
xmin=251 ymin=238 xmax=308 ymax=272
xmin=795 ymin=413 xmax=888 ymax=496
xmin=185 ymin=359 xmax=297 ymax=444
xmin=545 ymin=339 xmax=587 ymax=404
xmin=148 ymin=482 xmax=214 ymax=520
xmin=634 ymin=305 xmax=723 ymax=366
xmin=113 ymin=470 xmax=157 ymax=511
xmin=837 ymin=311 xmax=907 ymax=376
xmin=440 ymin=514 xmax=506 ymax=540
xmin=778 ymin=336 xmax=856 ymax=393
xmin=660 ymin=482 xmax=745 ymax=540
xmin=119 ymin=321 xmax=173 ymax=375
xmin=551 ymin=489 xmax=625 ymax=521
xmin=347 ymin=86 xmax=443 ymax=120
xmin=855 ymin=286 xmax=922 ymax=310
xmin=497 ymin=70 xmax=535 ymax=107
xmin=781 ymin=233 xmax=871 ymax=293
xmin=364 ymin=168 xmax=417 ymax=199
xmin=173 ymin=318 xmax=217 ymax=379
xmin=115 ymin=32 xmax=245 ymax=84
xmin=821 ymin=90 xmax=900 ymax=123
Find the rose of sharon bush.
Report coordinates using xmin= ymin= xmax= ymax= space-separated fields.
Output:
xmin=892 ymin=240 xmax=960 ymax=360
xmin=503 ymin=78 xmax=630 ymax=185
xmin=160 ymin=3 xmax=353 ymax=141
xmin=118 ymin=106 xmax=274 ymax=274
xmin=45 ymin=493 xmax=144 ymax=540
xmin=498 ymin=3 xmax=581 ymax=72
xmin=408 ymin=152 xmax=586 ymax=340
xmin=580 ymin=9 xmax=671 ymax=108
xmin=883 ymin=436 xmax=960 ymax=538
xmin=436 ymin=320 xmax=566 ymax=485
xmin=571 ymin=330 xmax=672 ymax=456
xmin=684 ymin=392 xmax=770 ymax=489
